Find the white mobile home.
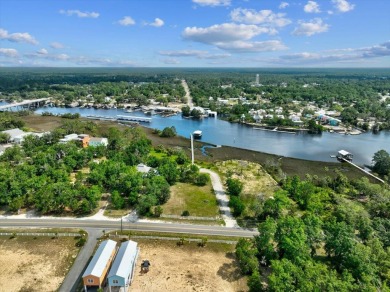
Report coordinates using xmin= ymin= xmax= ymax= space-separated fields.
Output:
xmin=108 ymin=240 xmax=139 ymax=292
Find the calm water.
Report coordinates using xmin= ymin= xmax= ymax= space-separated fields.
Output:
xmin=28 ymin=106 xmax=390 ymax=165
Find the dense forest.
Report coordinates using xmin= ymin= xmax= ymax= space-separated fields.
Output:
xmin=0 ymin=68 xmax=389 ymax=129
xmin=235 ymin=172 xmax=390 ymax=291
xmin=0 ymin=115 xmax=208 ymax=216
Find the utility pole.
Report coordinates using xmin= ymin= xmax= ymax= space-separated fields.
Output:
xmin=190 ymin=133 xmax=194 ymax=165
xmin=120 ymin=217 xmax=123 ymax=233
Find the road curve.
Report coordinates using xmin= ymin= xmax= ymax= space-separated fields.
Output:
xmin=0 ymin=218 xmax=257 ymax=238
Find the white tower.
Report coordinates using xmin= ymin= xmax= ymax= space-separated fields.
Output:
xmin=255 ymin=74 xmax=259 ymax=85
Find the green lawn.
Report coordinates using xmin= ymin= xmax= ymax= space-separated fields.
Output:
xmin=163 ymin=181 xmax=219 ymax=217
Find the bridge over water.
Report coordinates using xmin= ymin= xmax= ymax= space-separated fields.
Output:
xmin=0 ymin=98 xmax=50 ymax=111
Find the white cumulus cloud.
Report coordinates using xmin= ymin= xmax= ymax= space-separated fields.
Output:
xmin=59 ymin=9 xmax=99 ymax=18
xmin=0 ymin=28 xmax=38 ymax=45
xmin=192 ymin=0 xmax=231 ymax=7
xmin=216 ymin=40 xmax=287 ymax=52
xmin=147 ymin=18 xmax=164 ymax=27
xmin=279 ymin=2 xmax=289 ymax=9
xmin=183 ymin=23 xmax=287 ymax=53
xmin=159 ymin=50 xmax=231 ymax=59
xmin=37 ymin=48 xmax=48 ymax=55
xmin=118 ymin=16 xmax=136 ymax=26
xmin=230 ymin=8 xmax=291 ymax=27
xmin=292 ymin=18 xmax=329 ymax=36
xmin=304 ymin=1 xmax=321 ymax=13
xmin=332 ymin=0 xmax=355 ymax=12
xmin=50 ymin=42 xmax=64 ymax=49
xmin=0 ymin=48 xmax=18 ymax=58
xmin=183 ymin=23 xmax=273 ymax=43
xmin=273 ymin=41 xmax=390 ymax=65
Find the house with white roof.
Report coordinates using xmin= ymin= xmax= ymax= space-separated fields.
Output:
xmin=107 ymin=240 xmax=139 ymax=292
xmin=82 ymin=239 xmax=117 ymax=291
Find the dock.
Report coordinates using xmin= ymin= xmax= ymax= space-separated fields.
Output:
xmin=339 ymin=158 xmax=385 ymax=184
xmin=253 ymin=127 xmax=296 ymax=134
xmin=116 ymin=115 xmax=151 ymax=123
xmin=85 ymin=115 xmax=152 ymax=123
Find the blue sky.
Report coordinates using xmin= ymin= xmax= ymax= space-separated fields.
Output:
xmin=0 ymin=0 xmax=389 ymax=67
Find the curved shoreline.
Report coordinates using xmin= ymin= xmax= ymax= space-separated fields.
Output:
xmin=18 ymin=114 xmax=378 ymax=183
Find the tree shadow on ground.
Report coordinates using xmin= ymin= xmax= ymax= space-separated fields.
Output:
xmin=217 ymin=252 xmax=244 ymax=282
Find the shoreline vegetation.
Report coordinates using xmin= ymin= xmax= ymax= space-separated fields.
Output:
xmin=20 ymin=114 xmax=375 ymax=182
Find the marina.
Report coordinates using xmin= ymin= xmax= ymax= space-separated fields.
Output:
xmin=0 ymin=101 xmax=385 ymax=166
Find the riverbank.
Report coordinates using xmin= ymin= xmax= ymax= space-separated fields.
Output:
xmin=19 ymin=114 xmax=376 ymax=183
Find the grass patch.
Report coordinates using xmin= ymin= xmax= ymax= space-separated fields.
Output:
xmin=103 ymin=206 xmax=132 ymax=218
xmin=163 ymin=181 xmax=219 ymax=217
xmin=152 ymin=217 xmax=225 ymax=226
xmin=109 ymin=230 xmax=240 ymax=243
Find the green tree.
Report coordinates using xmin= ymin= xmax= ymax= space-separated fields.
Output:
xmin=235 ymin=238 xmax=258 ymax=275
xmin=158 ymin=158 xmax=178 ymax=185
xmin=160 ymin=126 xmax=177 ymax=138
xmin=229 ymin=196 xmax=245 ymax=217
xmin=226 ymin=177 xmax=243 ymax=196
xmin=111 ymin=190 xmax=125 ymax=209
xmin=372 ymin=149 xmax=390 ymax=176
xmin=181 ymin=105 xmax=190 ymax=117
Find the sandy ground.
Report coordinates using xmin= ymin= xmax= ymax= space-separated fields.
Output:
xmin=130 ymin=240 xmax=248 ymax=292
xmin=0 ymin=236 xmax=79 ymax=292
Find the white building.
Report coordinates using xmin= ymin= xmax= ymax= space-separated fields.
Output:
xmin=107 ymin=240 xmax=139 ymax=292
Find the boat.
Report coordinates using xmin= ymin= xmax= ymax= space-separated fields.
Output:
xmin=193 ymin=130 xmax=202 ymax=139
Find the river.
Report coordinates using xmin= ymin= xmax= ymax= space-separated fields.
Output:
xmin=26 ymin=106 xmax=389 ymax=166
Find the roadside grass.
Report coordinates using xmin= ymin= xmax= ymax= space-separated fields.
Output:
xmin=108 ymin=230 xmax=241 ymax=243
xmin=104 ymin=205 xmax=132 ymax=218
xmin=163 ymin=181 xmax=219 ymax=217
xmin=134 ymin=238 xmax=236 ymax=253
xmin=153 ymin=217 xmax=225 ymax=226
xmin=0 ymin=228 xmax=83 ymax=234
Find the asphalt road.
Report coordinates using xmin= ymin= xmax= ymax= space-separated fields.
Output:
xmin=0 ymin=218 xmax=258 ymax=291
xmin=59 ymin=228 xmax=100 ymax=292
xmin=0 ymin=218 xmax=258 ymax=237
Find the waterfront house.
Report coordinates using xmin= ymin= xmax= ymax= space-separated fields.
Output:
xmin=107 ymin=240 xmax=139 ymax=292
xmin=89 ymin=137 xmax=108 ymax=147
xmin=1 ymin=128 xmax=49 ymax=144
xmin=59 ymin=133 xmax=79 ymax=144
xmin=82 ymin=239 xmax=117 ymax=291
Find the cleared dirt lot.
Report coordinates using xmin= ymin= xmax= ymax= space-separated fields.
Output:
xmin=0 ymin=235 xmax=80 ymax=292
xmin=130 ymin=239 xmax=248 ymax=292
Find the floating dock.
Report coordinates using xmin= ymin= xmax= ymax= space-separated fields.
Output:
xmin=253 ymin=127 xmax=296 ymax=134
xmin=86 ymin=114 xmax=152 ymax=123
xmin=117 ymin=115 xmax=151 ymax=123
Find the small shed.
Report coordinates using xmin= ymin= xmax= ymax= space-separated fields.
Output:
xmin=82 ymin=239 xmax=117 ymax=291
xmin=107 ymin=240 xmax=139 ymax=292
